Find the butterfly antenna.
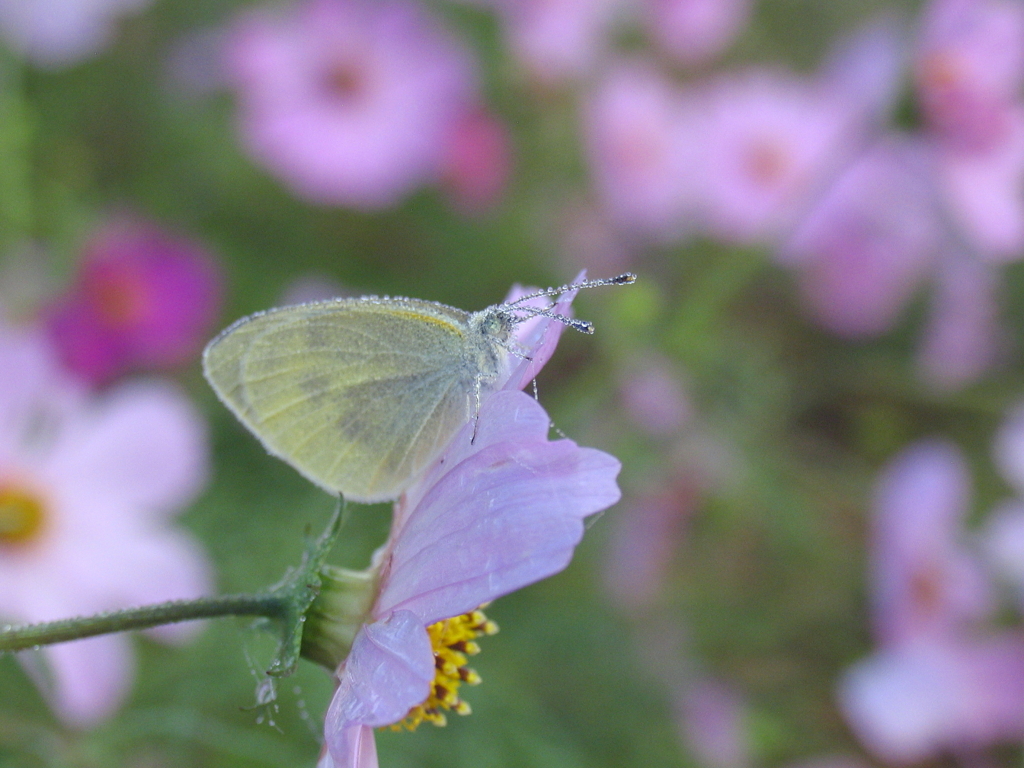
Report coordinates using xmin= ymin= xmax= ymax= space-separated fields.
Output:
xmin=515 ymin=305 xmax=595 ymax=334
xmin=506 ymin=272 xmax=637 ymax=307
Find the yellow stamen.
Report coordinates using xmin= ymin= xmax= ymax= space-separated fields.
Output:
xmin=0 ymin=485 xmax=47 ymax=547
xmin=388 ymin=607 xmax=498 ymax=732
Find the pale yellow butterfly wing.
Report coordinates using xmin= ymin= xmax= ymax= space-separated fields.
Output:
xmin=202 ymin=299 xmax=481 ymax=502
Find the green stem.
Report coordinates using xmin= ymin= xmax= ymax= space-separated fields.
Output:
xmin=0 ymin=593 xmax=288 ymax=654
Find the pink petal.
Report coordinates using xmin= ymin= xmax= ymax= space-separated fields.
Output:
xmin=324 ymin=610 xmax=433 ymax=766
xmin=502 ymin=269 xmax=586 ymax=391
xmin=675 ymin=678 xmax=751 ymax=768
xmin=938 ymin=108 xmax=1024 ymax=260
xmin=839 ymin=641 xmax=963 ymax=763
xmin=0 ymin=325 xmax=83 ymax=460
xmin=49 ymin=379 xmax=208 ymax=518
xmin=377 ymin=390 xmax=622 ymax=626
xmin=317 ymin=727 xmax=378 ymax=768
xmin=646 ymin=0 xmax=752 ymax=66
xmin=783 ymin=136 xmax=941 ymax=338
xmin=870 ymin=440 xmax=992 ymax=645
xmin=916 ymin=253 xmax=1001 ymax=391
xmin=840 ymin=636 xmax=1024 ymax=763
xmin=981 ymin=501 xmax=1024 ymax=593
xmin=584 ymin=60 xmax=701 ymax=239
xmin=29 ymin=635 xmax=134 ymax=728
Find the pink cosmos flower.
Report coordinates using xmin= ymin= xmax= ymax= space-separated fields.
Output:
xmin=914 ymin=0 xmax=1024 ymax=151
xmin=868 ymin=441 xmax=992 ymax=647
xmin=46 ymin=218 xmax=222 ymax=386
xmin=838 ymin=440 xmax=1024 ymax=762
xmin=0 ymin=324 xmax=211 ymax=727
xmin=698 ymin=69 xmax=853 ymax=244
xmin=226 ymin=0 xmax=477 ymax=209
xmin=0 ymin=0 xmax=150 ymax=67
xmin=981 ymin=404 xmax=1024 ymax=600
xmin=644 ymin=0 xmax=752 ymax=66
xmin=818 ymin=16 xmax=906 ymax=127
xmin=981 ymin=501 xmax=1024 ymax=599
xmin=936 ymin=107 xmax=1024 ymax=261
xmin=585 ymin=61 xmax=701 ymax=240
xmin=781 ymin=137 xmax=943 ymax=337
xmin=315 ymin=280 xmax=622 ymax=767
xmin=320 ymin=390 xmax=620 ymax=767
xmin=496 ymin=0 xmax=622 ymax=84
xmin=841 ymin=635 xmax=1024 ymax=763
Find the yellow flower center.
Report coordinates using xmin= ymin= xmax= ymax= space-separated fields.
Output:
xmin=390 ymin=607 xmax=498 ymax=731
xmin=0 ymin=484 xmax=47 ymax=546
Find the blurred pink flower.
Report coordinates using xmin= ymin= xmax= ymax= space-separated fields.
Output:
xmin=498 ymin=0 xmax=622 ymax=84
xmin=605 ymin=487 xmax=693 ymax=611
xmin=619 ymin=353 xmax=692 ymax=437
xmin=869 ymin=440 xmax=992 ymax=647
xmin=818 ymin=16 xmax=906 ymax=126
xmin=227 ymin=0 xmax=477 ymax=208
xmin=585 ymin=60 xmax=700 ymax=240
xmin=0 ymin=0 xmax=150 ymax=67
xmin=915 ymin=0 xmax=1024 ymax=151
xmin=0 ymin=324 xmax=211 ymax=727
xmin=441 ymin=108 xmax=511 ymax=214
xmin=675 ymin=678 xmax=750 ymax=768
xmin=698 ymin=70 xmax=852 ymax=243
xmin=317 ymin=280 xmax=622 ymax=768
xmin=782 ymin=138 xmax=942 ymax=337
xmin=644 ymin=0 xmax=752 ymax=66
xmin=916 ymin=253 xmax=1002 ymax=391
xmin=840 ymin=635 xmax=1024 ymax=763
xmin=838 ymin=439 xmax=1024 ymax=762
xmin=980 ymin=501 xmax=1024 ymax=597
xmin=981 ymin=404 xmax=1024 ymax=596
xmin=993 ymin=401 xmax=1024 ymax=496
xmin=937 ymin=107 xmax=1024 ymax=261
xmin=46 ymin=219 xmax=222 ymax=386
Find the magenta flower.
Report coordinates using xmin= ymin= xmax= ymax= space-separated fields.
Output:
xmin=0 ymin=323 xmax=212 ymax=727
xmin=440 ymin=107 xmax=511 ymax=214
xmin=781 ymin=137 xmax=942 ymax=337
xmin=0 ymin=0 xmax=151 ymax=67
xmin=46 ymin=219 xmax=222 ymax=386
xmin=308 ymin=278 xmax=622 ymax=767
xmin=226 ymin=0 xmax=477 ymax=209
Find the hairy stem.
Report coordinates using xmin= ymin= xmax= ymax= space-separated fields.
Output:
xmin=0 ymin=593 xmax=288 ymax=654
